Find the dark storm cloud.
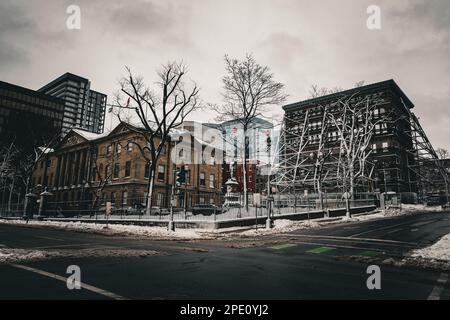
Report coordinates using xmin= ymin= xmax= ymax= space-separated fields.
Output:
xmin=0 ymin=0 xmax=449 ymax=149
xmin=0 ymin=3 xmax=34 ymax=67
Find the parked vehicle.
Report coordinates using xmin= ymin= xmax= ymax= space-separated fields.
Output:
xmin=125 ymin=203 xmax=146 ymax=215
xmin=192 ymin=204 xmax=218 ymax=216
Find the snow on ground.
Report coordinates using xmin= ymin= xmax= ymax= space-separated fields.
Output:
xmin=0 ymin=219 xmax=211 ymax=240
xmin=0 ymin=248 xmax=57 ymax=264
xmin=0 ymin=204 xmax=443 ymax=239
xmin=0 ymin=247 xmax=159 ymax=264
xmin=410 ymin=233 xmax=450 ymax=261
xmin=233 ymin=204 xmax=441 ymax=236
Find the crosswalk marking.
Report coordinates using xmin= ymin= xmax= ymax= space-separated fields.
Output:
xmin=428 ymin=273 xmax=448 ymax=300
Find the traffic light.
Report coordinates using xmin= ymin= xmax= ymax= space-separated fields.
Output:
xmin=176 ymin=166 xmax=186 ymax=187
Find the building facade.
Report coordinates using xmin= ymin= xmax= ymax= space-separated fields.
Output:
xmin=276 ymin=80 xmax=420 ymax=198
xmin=0 ymin=80 xmax=64 ymax=149
xmin=32 ymin=123 xmax=223 ymax=213
xmin=39 ymin=73 xmax=107 ymax=135
xmin=0 ymin=80 xmax=65 ymax=208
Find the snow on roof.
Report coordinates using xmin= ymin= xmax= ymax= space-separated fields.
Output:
xmin=38 ymin=146 xmax=54 ymax=154
xmin=72 ymin=128 xmax=109 ymax=141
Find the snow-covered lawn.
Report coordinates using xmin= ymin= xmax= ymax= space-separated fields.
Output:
xmin=411 ymin=234 xmax=450 ymax=261
xmin=0 ymin=219 xmax=210 ymax=240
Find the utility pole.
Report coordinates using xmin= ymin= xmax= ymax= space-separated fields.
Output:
xmin=266 ymin=135 xmax=272 ymax=229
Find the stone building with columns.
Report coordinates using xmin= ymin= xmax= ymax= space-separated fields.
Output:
xmin=31 ymin=122 xmax=223 ymax=213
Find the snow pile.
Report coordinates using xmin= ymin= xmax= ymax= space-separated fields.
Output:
xmin=237 ymin=219 xmax=326 ymax=236
xmin=0 ymin=248 xmax=60 ymax=264
xmin=0 ymin=219 xmax=210 ymax=239
xmin=411 ymin=233 xmax=450 ymax=261
xmin=0 ymin=247 xmax=159 ymax=264
xmin=401 ymin=204 xmax=443 ymax=213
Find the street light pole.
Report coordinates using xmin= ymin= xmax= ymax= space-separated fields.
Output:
xmin=266 ymin=135 xmax=272 ymax=229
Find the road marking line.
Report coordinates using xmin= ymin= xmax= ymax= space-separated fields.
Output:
xmin=285 ymin=234 xmax=415 ymax=246
xmin=349 ymin=219 xmax=438 ymax=238
xmin=411 ymin=220 xmax=437 ymax=227
xmin=11 ymin=264 xmax=127 ymax=300
xmin=307 ymin=246 xmax=336 ymax=254
xmin=410 ymin=228 xmax=419 ymax=232
xmin=428 ymin=273 xmax=448 ymax=300
xmin=31 ymin=243 xmax=98 ymax=249
xmin=289 ymin=240 xmax=398 ymax=255
xmin=35 ymin=236 xmax=65 ymax=242
xmin=270 ymin=243 xmax=297 ymax=250
xmin=384 ymin=228 xmax=402 ymax=235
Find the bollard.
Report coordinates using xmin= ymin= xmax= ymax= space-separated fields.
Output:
xmin=23 ymin=191 xmax=38 ymax=220
xmin=38 ymin=188 xmax=53 ymax=220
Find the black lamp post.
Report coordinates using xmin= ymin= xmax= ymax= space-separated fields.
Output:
xmin=266 ymin=136 xmax=272 ymax=229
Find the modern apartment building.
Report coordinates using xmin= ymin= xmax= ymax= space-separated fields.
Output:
xmin=38 ymin=73 xmax=107 ymax=135
xmin=0 ymin=80 xmax=64 ymax=151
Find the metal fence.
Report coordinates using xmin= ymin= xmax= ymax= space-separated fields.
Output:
xmin=0 ymin=192 xmax=376 ymax=221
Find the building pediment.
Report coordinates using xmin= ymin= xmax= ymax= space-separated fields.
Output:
xmin=57 ymin=131 xmax=89 ymax=149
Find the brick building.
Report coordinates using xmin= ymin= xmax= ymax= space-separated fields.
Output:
xmin=32 ymin=122 xmax=223 ymax=212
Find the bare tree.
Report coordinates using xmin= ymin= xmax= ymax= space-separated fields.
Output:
xmin=326 ymin=93 xmax=390 ymax=216
xmin=113 ymin=62 xmax=200 ymax=215
xmin=309 ymin=85 xmax=343 ymax=98
xmin=86 ymin=144 xmax=115 ymax=216
xmin=16 ymin=133 xmax=61 ymax=195
xmin=436 ymin=147 xmax=449 ymax=160
xmin=216 ymin=54 xmax=287 ymax=210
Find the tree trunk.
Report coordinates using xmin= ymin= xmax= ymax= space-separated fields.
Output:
xmin=349 ymin=163 xmax=355 ymax=200
xmin=145 ymin=164 xmax=156 ymax=215
xmin=7 ymin=177 xmax=15 ymax=212
xmin=242 ymin=132 xmax=248 ymax=211
xmin=317 ymin=179 xmax=324 ymax=210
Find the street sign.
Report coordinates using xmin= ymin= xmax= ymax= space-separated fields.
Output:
xmin=253 ymin=193 xmax=261 ymax=207
xmin=342 ymin=192 xmax=352 ymax=199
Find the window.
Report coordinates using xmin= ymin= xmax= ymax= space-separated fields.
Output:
xmin=114 ymin=163 xmax=120 ymax=178
xmin=157 ymin=164 xmax=165 ymax=180
xmin=125 ymin=161 xmax=131 ymax=177
xmin=106 ymin=144 xmax=112 ymax=156
xmin=185 ymin=169 xmax=191 ymax=185
xmin=127 ymin=143 xmax=133 ymax=152
xmin=122 ymin=191 xmax=128 ymax=206
xmin=116 ymin=144 xmax=122 ymax=154
xmin=200 ymin=172 xmax=205 ymax=186
xmin=157 ymin=193 xmax=164 ymax=207
xmin=372 ymin=144 xmax=377 ymax=151
xmin=382 ymin=142 xmax=389 ymax=149
xmin=209 ymin=174 xmax=215 ymax=188
xmin=111 ymin=192 xmax=116 ymax=204
xmin=105 ymin=164 xmax=110 ymax=179
xmin=144 ymin=162 xmax=150 ymax=178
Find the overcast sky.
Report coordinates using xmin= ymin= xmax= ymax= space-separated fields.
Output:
xmin=0 ymin=0 xmax=449 ymax=149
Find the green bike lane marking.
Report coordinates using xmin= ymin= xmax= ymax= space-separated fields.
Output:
xmin=306 ymin=246 xmax=336 ymax=254
xmin=269 ymin=243 xmax=297 ymax=250
xmin=356 ymin=250 xmax=379 ymax=257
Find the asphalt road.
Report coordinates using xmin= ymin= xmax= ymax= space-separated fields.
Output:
xmin=1 ymin=211 xmax=450 ymax=300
